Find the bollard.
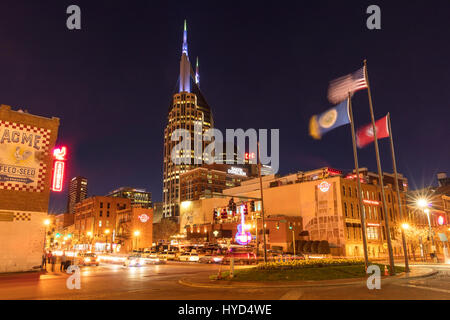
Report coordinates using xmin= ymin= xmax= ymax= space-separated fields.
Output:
xmin=384 ymin=265 xmax=389 ymax=276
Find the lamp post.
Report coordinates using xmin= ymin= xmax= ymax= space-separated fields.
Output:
xmin=104 ymin=229 xmax=110 ymax=253
xmin=133 ymin=230 xmax=140 ymax=251
xmin=418 ymin=199 xmax=437 ymax=262
xmin=43 ymin=218 xmax=51 ymax=254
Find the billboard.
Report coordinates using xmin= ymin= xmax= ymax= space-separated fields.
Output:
xmin=0 ymin=120 xmax=51 ymax=192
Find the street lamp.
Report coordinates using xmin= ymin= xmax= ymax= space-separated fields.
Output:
xmin=133 ymin=230 xmax=140 ymax=251
xmin=401 ymin=223 xmax=410 ymax=230
xmin=104 ymin=229 xmax=110 ymax=253
xmin=417 ymin=198 xmax=437 ymax=262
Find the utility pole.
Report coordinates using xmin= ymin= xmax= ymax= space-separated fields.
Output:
xmin=257 ymin=141 xmax=268 ymax=263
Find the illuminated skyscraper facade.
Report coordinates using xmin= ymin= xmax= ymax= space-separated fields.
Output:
xmin=163 ymin=21 xmax=214 ymax=218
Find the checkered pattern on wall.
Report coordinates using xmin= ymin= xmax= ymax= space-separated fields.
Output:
xmin=0 ymin=120 xmax=51 ymax=193
xmin=13 ymin=212 xmax=32 ymax=221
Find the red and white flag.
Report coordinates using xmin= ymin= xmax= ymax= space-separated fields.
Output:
xmin=356 ymin=115 xmax=390 ymax=148
xmin=328 ymin=66 xmax=368 ymax=104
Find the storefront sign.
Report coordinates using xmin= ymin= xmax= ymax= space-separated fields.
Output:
xmin=227 ymin=167 xmax=247 ymax=176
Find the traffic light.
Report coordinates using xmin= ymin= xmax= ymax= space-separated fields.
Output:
xmin=221 ymin=208 xmax=227 ymax=219
xmin=276 ymin=223 xmax=280 ymax=230
xmin=243 ymin=203 xmax=248 ymax=215
xmin=250 ymin=201 xmax=255 ymax=212
xmin=289 ymin=223 xmax=293 ymax=230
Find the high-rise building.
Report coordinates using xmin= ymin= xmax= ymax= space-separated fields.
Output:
xmin=107 ymin=187 xmax=152 ymax=209
xmin=163 ymin=21 xmax=213 ymax=218
xmin=67 ymin=176 xmax=88 ymax=214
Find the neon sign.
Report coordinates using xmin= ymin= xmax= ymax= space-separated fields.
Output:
xmin=138 ymin=214 xmax=150 ymax=223
xmin=244 ymin=152 xmax=255 ymax=160
xmin=235 ymin=204 xmax=252 ymax=245
xmin=52 ymin=146 xmax=67 ymax=192
xmin=318 ymin=181 xmax=331 ymax=192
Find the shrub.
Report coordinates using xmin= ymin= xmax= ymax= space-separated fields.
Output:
xmin=318 ymin=240 xmax=330 ymax=254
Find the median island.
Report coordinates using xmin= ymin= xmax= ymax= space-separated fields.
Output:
xmin=210 ymin=259 xmax=405 ymax=282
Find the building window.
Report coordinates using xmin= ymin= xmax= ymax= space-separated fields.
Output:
xmin=100 ymin=202 xmax=103 ymax=208
xmin=342 ymin=186 xmax=346 ymax=196
xmin=99 ymin=220 xmax=102 ymax=227
xmin=99 ymin=210 xmax=103 ymax=217
xmin=107 ymin=211 xmax=110 ymax=217
xmin=344 ymin=203 xmax=348 ymax=217
xmin=367 ymin=227 xmax=378 ymax=240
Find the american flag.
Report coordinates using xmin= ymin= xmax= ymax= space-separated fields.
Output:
xmin=327 ymin=66 xmax=367 ymax=104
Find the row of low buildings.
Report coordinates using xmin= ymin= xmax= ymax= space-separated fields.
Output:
xmin=49 ymin=186 xmax=154 ymax=254
xmin=178 ymin=167 xmax=450 ymax=259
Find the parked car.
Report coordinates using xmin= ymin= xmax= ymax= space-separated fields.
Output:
xmin=179 ymin=252 xmax=199 ymax=262
xmin=166 ymin=251 xmax=178 ymax=260
xmin=123 ymin=254 xmax=146 ymax=267
xmin=78 ymin=252 xmax=100 ymax=266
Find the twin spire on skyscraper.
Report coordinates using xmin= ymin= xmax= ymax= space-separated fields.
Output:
xmin=179 ymin=20 xmax=200 ymax=93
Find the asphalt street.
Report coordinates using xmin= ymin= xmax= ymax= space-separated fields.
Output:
xmin=0 ymin=262 xmax=449 ymax=300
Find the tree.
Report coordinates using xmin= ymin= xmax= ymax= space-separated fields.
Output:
xmin=312 ymin=240 xmax=320 ymax=254
xmin=318 ymin=240 xmax=331 ymax=254
xmin=297 ymin=240 xmax=307 ymax=253
xmin=153 ymin=218 xmax=179 ymax=242
xmin=303 ymin=241 xmax=312 ymax=253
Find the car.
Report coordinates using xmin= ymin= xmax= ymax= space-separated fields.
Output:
xmin=198 ymin=254 xmax=224 ymax=264
xmin=223 ymin=249 xmax=257 ymax=264
xmin=123 ymin=254 xmax=146 ymax=267
xmin=78 ymin=253 xmax=100 ymax=266
xmin=179 ymin=252 xmax=199 ymax=262
xmin=165 ymin=251 xmax=178 ymax=260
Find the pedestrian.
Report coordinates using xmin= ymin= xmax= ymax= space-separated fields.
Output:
xmin=47 ymin=251 xmax=52 ymax=264
xmin=51 ymin=253 xmax=56 ymax=272
xmin=42 ymin=251 xmax=47 ymax=269
xmin=60 ymin=253 xmax=67 ymax=272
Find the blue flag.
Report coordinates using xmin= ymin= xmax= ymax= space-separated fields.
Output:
xmin=309 ymin=100 xmax=350 ymax=139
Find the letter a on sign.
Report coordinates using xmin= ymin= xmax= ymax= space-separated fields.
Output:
xmin=366 ymin=5 xmax=381 ymax=30
xmin=66 ymin=5 xmax=81 ymax=30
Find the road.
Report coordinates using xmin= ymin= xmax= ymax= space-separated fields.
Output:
xmin=0 ymin=262 xmax=449 ymax=300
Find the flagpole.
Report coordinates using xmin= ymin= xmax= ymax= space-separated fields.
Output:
xmin=387 ymin=113 xmax=410 ymax=273
xmin=364 ymin=59 xmax=396 ymax=275
xmin=348 ymin=93 xmax=369 ymax=270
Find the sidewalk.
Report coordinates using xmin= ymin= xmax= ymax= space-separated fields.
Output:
xmin=178 ymin=267 xmax=438 ymax=289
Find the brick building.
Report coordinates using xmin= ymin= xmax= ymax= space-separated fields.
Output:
xmin=0 ymin=105 xmax=60 ymax=272
xmin=74 ymin=196 xmax=152 ymax=253
xmin=180 ymin=164 xmax=249 ymax=202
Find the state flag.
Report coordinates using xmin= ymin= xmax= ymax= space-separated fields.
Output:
xmin=356 ymin=115 xmax=390 ymax=148
xmin=309 ymin=100 xmax=350 ymax=140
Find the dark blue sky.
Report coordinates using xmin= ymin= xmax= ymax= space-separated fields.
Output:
xmin=0 ymin=1 xmax=448 ymax=213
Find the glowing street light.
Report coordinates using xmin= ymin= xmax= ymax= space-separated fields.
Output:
xmin=133 ymin=230 xmax=140 ymax=250
xmin=87 ymin=231 xmax=93 ymax=237
xmin=401 ymin=223 xmax=410 ymax=230
xmin=44 ymin=219 xmax=51 ymax=226
xmin=417 ymin=198 xmax=429 ymax=208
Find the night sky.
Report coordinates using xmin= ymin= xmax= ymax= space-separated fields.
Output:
xmin=0 ymin=1 xmax=448 ymax=213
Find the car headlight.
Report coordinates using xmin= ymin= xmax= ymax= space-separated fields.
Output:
xmin=84 ymin=258 xmax=91 ymax=262
xmin=129 ymin=260 xmax=137 ymax=266
xmin=139 ymin=259 xmax=145 ymax=265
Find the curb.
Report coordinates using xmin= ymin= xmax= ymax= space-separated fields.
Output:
xmin=178 ymin=269 xmax=438 ymax=289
